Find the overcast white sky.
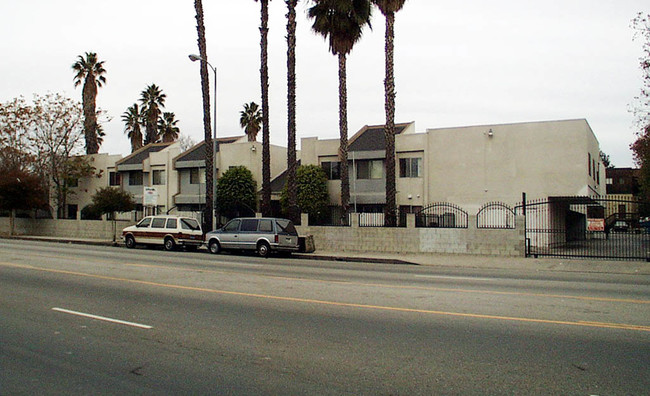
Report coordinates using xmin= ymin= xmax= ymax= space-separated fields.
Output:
xmin=0 ymin=1 xmax=647 ymax=167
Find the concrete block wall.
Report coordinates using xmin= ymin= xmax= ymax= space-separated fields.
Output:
xmin=0 ymin=217 xmax=133 ymax=241
xmin=298 ymin=214 xmax=525 ymax=257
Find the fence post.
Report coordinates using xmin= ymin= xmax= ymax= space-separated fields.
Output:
xmin=407 ymin=213 xmax=415 ymax=229
xmin=301 ymin=213 xmax=309 ymax=227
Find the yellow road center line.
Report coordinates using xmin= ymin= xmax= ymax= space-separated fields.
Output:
xmin=2 ymin=261 xmax=650 ymax=333
xmin=124 ymin=263 xmax=650 ymax=305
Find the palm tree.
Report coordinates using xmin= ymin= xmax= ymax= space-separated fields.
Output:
xmin=372 ymin=0 xmax=406 ymax=226
xmin=158 ymin=112 xmax=180 ymax=143
xmin=140 ymin=84 xmax=166 ymax=145
xmin=286 ymin=0 xmax=299 ymax=223
xmin=309 ymin=0 xmax=373 ymax=217
xmin=72 ymin=52 xmax=106 ymax=154
xmin=240 ymin=102 xmax=262 ymax=141
xmin=194 ymin=0 xmax=215 ymax=231
xmin=255 ymin=0 xmax=272 ymax=216
xmin=122 ymin=104 xmax=143 ymax=153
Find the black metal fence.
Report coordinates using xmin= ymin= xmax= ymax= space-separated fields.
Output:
xmin=515 ymin=196 xmax=650 ymax=261
xmin=415 ymin=203 xmax=468 ymax=228
xmin=477 ymin=202 xmax=516 ymax=229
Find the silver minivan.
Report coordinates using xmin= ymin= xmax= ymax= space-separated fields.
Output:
xmin=205 ymin=217 xmax=299 ymax=257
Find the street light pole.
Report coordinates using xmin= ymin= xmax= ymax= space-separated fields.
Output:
xmin=189 ymin=54 xmax=217 ymax=228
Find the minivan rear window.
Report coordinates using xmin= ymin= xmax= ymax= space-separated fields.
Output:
xmin=181 ymin=218 xmax=200 ymax=231
xmin=276 ymin=219 xmax=297 ymax=235
xmin=259 ymin=219 xmax=273 ymax=232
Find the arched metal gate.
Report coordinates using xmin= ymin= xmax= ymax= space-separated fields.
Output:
xmin=515 ymin=196 xmax=650 ymax=261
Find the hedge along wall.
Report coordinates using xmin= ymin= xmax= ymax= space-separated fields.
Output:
xmin=296 ymin=214 xmax=525 ymax=257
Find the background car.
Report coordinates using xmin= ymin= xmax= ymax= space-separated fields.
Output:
xmin=612 ymin=220 xmax=629 ymax=232
xmin=205 ymin=217 xmax=299 ymax=257
xmin=122 ymin=215 xmax=203 ymax=251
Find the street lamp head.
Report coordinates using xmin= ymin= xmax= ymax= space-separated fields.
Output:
xmin=188 ymin=54 xmax=203 ymax=62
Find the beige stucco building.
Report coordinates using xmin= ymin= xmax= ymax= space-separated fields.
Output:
xmin=301 ymin=119 xmax=604 ymax=214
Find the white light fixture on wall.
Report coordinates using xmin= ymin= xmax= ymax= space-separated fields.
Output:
xmin=487 ymin=128 xmax=494 ymax=137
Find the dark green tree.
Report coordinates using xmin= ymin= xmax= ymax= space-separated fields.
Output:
xmin=90 ymin=187 xmax=135 ymax=243
xmin=216 ymin=166 xmax=257 ymax=220
xmin=281 ymin=165 xmax=328 ymax=223
xmin=122 ymin=104 xmax=143 ymax=153
xmin=372 ymin=0 xmax=406 ymax=226
xmin=0 ymin=167 xmax=47 ymax=235
xmin=140 ymin=84 xmax=166 ymax=145
xmin=72 ymin=52 xmax=106 ymax=154
xmin=255 ymin=0 xmax=273 ymax=216
xmin=309 ymin=0 xmax=373 ymax=216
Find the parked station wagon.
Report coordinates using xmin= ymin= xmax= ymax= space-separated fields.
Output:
xmin=205 ymin=217 xmax=299 ymax=257
xmin=122 ymin=215 xmax=203 ymax=251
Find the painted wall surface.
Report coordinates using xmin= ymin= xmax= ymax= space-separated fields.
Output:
xmin=301 ymin=119 xmax=604 ymax=212
xmin=66 ymin=153 xmax=123 ymax=213
xmin=425 ymin=119 xmax=603 ymax=210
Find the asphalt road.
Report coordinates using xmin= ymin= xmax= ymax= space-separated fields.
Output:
xmin=1 ymin=239 xmax=649 ymax=395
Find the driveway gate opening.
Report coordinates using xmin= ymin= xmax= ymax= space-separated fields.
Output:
xmin=515 ymin=196 xmax=650 ymax=261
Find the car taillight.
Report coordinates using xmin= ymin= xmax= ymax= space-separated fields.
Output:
xmin=275 ymin=235 xmax=279 ymax=243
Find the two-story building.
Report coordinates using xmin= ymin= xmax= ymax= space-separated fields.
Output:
xmin=300 ymin=119 xmax=604 ymax=215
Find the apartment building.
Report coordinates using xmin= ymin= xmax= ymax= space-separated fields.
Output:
xmin=300 ymin=119 xmax=604 ymax=214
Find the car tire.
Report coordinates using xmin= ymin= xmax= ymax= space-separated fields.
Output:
xmin=164 ymin=237 xmax=175 ymax=251
xmin=125 ymin=235 xmax=136 ymax=249
xmin=208 ymin=239 xmax=221 ymax=255
xmin=257 ymin=241 xmax=270 ymax=258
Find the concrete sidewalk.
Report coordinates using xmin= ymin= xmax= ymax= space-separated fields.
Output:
xmin=3 ymin=235 xmax=649 ymax=275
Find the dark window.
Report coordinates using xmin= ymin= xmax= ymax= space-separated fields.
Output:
xmin=151 ymin=218 xmax=166 ymax=228
xmin=241 ymin=219 xmax=258 ymax=232
xmin=137 ymin=217 xmax=152 ymax=228
xmin=224 ymin=219 xmax=240 ymax=232
xmin=166 ymin=218 xmax=177 ymax=229
xmin=153 ymin=170 xmax=166 ymax=185
xmin=276 ymin=219 xmax=297 ymax=235
xmin=588 ymin=153 xmax=592 ymax=176
xmin=181 ymin=218 xmax=200 ymax=231
xmin=399 ymin=158 xmax=422 ymax=178
xmin=357 ymin=160 xmax=383 ymax=180
xmin=129 ymin=171 xmax=143 ymax=186
xmin=68 ymin=178 xmax=78 ymax=188
xmin=259 ymin=219 xmax=273 ymax=232
xmin=321 ymin=161 xmax=341 ymax=180
xmin=109 ymin=172 xmax=121 ymax=186
xmin=190 ymin=168 xmax=200 ymax=184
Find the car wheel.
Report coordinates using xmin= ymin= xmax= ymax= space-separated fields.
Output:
xmin=208 ymin=240 xmax=221 ymax=254
xmin=257 ymin=241 xmax=270 ymax=258
xmin=164 ymin=237 xmax=175 ymax=251
xmin=125 ymin=235 xmax=136 ymax=249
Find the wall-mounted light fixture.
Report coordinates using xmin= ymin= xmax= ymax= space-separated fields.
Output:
xmin=487 ymin=128 xmax=494 ymax=137
xmin=251 ymin=145 xmax=256 ymax=152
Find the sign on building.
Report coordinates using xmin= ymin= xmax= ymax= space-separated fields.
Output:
xmin=143 ymin=187 xmax=159 ymax=206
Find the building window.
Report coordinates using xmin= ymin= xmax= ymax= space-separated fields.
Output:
xmin=356 ymin=160 xmax=383 ymax=180
xmin=606 ymin=178 xmax=613 ymax=185
xmin=321 ymin=161 xmax=341 ymax=180
xmin=399 ymin=158 xmax=422 ymax=178
xmin=67 ymin=178 xmax=78 ymax=187
xmin=109 ymin=172 xmax=121 ymax=186
xmin=152 ymin=170 xmax=166 ymax=185
xmin=190 ymin=168 xmax=200 ymax=184
xmin=588 ymin=153 xmax=592 ymax=176
xmin=129 ymin=171 xmax=143 ymax=186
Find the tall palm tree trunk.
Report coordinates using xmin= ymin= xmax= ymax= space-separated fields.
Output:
xmin=194 ymin=0 xmax=214 ymax=231
xmin=286 ymin=0 xmax=298 ymax=222
xmin=83 ymin=80 xmax=99 ymax=154
xmin=260 ymin=0 xmax=272 ymax=216
xmin=338 ymin=53 xmax=350 ymax=217
xmin=384 ymin=10 xmax=397 ymax=226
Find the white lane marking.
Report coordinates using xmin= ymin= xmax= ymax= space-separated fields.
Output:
xmin=52 ymin=308 xmax=152 ymax=329
xmin=414 ymin=275 xmax=496 ymax=282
